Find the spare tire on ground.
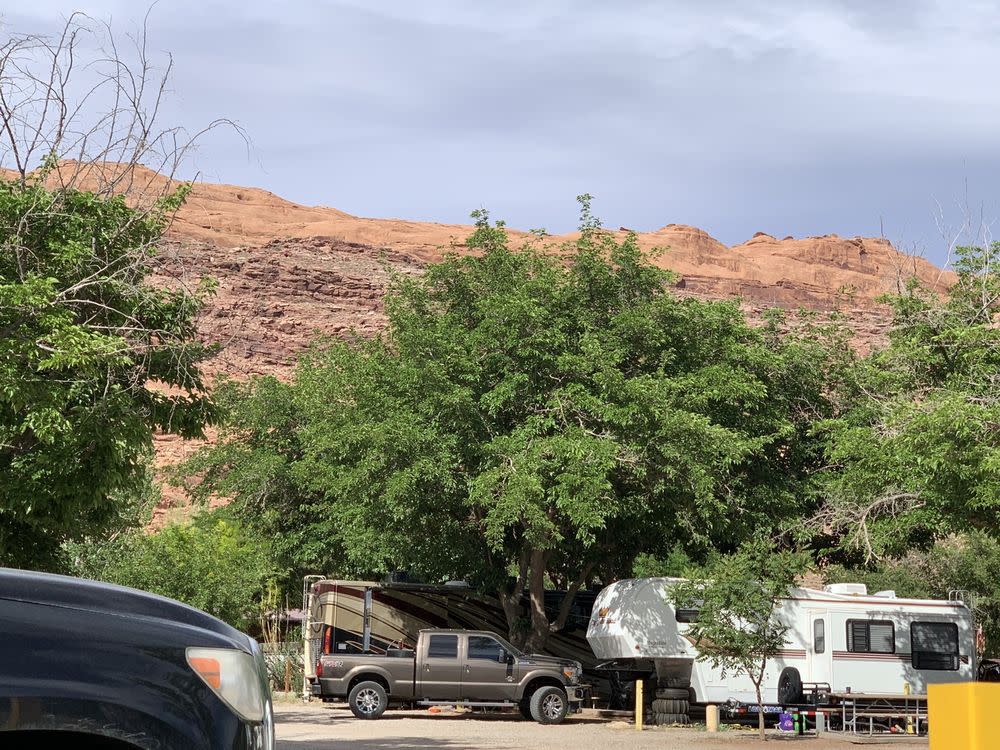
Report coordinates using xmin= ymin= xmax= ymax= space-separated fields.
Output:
xmin=651 ymin=712 xmax=690 ymax=725
xmin=654 ymin=687 xmax=690 ymax=700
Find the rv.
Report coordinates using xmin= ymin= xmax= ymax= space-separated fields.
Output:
xmin=587 ymin=578 xmax=976 ymax=713
xmin=302 ymin=579 xmax=598 ymax=690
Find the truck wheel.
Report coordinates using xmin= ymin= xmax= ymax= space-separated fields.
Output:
xmin=530 ymin=686 xmax=569 ymax=725
xmin=348 ymin=680 xmax=388 ymax=720
xmin=777 ymin=667 xmax=804 ymax=705
xmin=518 ymin=700 xmax=532 ymax=720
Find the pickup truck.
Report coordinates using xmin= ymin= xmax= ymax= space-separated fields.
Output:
xmin=312 ymin=628 xmax=587 ymax=724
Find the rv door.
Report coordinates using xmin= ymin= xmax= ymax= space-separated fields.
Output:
xmin=807 ymin=611 xmax=832 ymax=688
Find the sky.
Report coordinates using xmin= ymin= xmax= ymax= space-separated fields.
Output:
xmin=3 ymin=1 xmax=1000 ymax=266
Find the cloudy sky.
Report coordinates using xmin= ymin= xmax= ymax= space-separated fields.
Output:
xmin=4 ymin=1 xmax=1000 ymax=265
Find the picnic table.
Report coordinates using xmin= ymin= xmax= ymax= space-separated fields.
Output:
xmin=829 ymin=691 xmax=927 ymax=735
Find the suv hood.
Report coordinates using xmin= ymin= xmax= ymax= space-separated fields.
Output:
xmin=0 ymin=568 xmax=247 ymax=647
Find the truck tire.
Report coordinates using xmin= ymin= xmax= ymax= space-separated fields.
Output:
xmin=655 ymin=687 xmax=690 ymax=700
xmin=652 ymin=712 xmax=690 ymax=725
xmin=518 ymin=700 xmax=532 ymax=720
xmin=777 ymin=667 xmax=804 ymax=705
xmin=651 ymin=698 xmax=689 ymax=714
xmin=348 ymin=680 xmax=388 ymax=720
xmin=529 ymin=686 xmax=569 ymax=725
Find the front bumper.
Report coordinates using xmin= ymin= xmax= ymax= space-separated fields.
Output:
xmin=568 ymin=684 xmax=591 ymax=712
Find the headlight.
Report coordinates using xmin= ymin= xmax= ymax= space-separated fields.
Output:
xmin=187 ymin=647 xmax=266 ymax=722
xmin=562 ymin=664 xmax=581 ymax=683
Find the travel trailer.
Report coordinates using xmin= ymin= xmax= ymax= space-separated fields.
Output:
xmin=302 ymin=579 xmax=598 ymax=688
xmin=587 ymin=578 xmax=976 ymax=713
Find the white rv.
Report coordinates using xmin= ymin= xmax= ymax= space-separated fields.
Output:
xmin=587 ymin=578 xmax=975 ymax=709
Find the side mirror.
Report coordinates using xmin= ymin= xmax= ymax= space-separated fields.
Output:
xmin=504 ymin=652 xmax=515 ymax=665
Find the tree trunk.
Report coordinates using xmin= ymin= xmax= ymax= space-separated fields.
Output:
xmin=755 ymin=680 xmax=766 ymax=741
xmin=498 ymin=547 xmax=530 ymax=647
xmin=548 ymin=561 xmax=595 ymax=634
xmin=523 ymin=548 xmax=551 ymax=652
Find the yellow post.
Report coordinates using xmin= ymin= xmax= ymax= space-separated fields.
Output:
xmin=903 ymin=682 xmax=913 ymax=734
xmin=929 ymin=683 xmax=1000 ymax=750
xmin=635 ymin=680 xmax=644 ymax=731
xmin=706 ymin=704 xmax=719 ymax=733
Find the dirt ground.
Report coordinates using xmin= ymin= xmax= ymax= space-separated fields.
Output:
xmin=274 ymin=702 xmax=927 ymax=750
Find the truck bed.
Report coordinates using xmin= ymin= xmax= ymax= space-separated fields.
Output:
xmin=318 ymin=651 xmax=418 ymax=699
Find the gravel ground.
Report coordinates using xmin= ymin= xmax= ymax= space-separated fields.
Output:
xmin=274 ymin=702 xmax=927 ymax=750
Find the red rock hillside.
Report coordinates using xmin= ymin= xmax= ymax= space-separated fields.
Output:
xmin=3 ymin=165 xmax=956 ymax=520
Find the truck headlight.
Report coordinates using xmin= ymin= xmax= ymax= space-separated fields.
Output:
xmin=187 ymin=647 xmax=266 ymax=722
xmin=562 ymin=665 xmax=581 ymax=683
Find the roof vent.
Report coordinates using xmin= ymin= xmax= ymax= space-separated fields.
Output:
xmin=823 ymin=583 xmax=868 ymax=596
xmin=873 ymin=590 xmax=897 ymax=598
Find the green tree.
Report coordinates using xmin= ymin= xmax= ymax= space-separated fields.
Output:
xmin=187 ymin=199 xmax=842 ymax=650
xmin=670 ymin=541 xmax=809 ymax=740
xmin=0 ymin=173 xmax=214 ymax=569
xmin=70 ymin=509 xmax=278 ymax=632
xmin=817 ymin=243 xmax=1000 ymax=559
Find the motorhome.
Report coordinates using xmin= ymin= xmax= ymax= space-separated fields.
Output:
xmin=587 ymin=578 xmax=976 ymax=713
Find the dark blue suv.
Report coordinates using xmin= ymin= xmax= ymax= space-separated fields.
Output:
xmin=0 ymin=569 xmax=274 ymax=749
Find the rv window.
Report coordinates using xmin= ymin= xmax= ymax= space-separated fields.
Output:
xmin=467 ymin=635 xmax=505 ymax=662
xmin=675 ymin=609 xmax=700 ymax=623
xmin=814 ymin=619 xmax=825 ymax=654
xmin=427 ymin=635 xmax=458 ymax=659
xmin=911 ymin=622 xmax=959 ymax=671
xmin=847 ymin=620 xmax=895 ymax=654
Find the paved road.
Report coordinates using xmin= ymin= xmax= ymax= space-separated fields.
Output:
xmin=274 ymin=703 xmax=925 ymax=749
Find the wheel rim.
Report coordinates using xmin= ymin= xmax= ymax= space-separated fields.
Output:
xmin=355 ymin=688 xmax=381 ymax=714
xmin=541 ymin=693 xmax=564 ymax=720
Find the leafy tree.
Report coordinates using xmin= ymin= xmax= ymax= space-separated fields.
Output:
xmin=817 ymin=243 xmax=1000 ymax=559
xmin=186 ymin=198 xmax=842 ymax=650
xmin=0 ymin=172 xmax=214 ymax=569
xmin=70 ymin=509 xmax=279 ymax=632
xmin=670 ymin=541 xmax=809 ymax=740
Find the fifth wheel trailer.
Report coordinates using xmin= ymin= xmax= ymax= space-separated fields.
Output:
xmin=587 ymin=578 xmax=976 ymax=720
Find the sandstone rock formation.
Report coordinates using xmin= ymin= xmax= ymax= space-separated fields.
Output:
xmin=4 ymin=164 xmax=955 ymax=518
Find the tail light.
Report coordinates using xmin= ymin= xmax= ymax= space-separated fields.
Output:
xmin=316 ymin=659 xmax=323 ymax=678
xmin=323 ymin=626 xmax=332 ymax=654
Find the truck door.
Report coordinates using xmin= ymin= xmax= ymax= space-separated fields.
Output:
xmin=463 ymin=634 xmax=516 ymax=701
xmin=419 ymin=633 xmax=465 ymax=700
xmin=807 ymin=611 xmax=833 ymax=689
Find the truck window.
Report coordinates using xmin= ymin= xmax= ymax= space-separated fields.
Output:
xmin=846 ymin=619 xmax=894 ymax=654
xmin=911 ymin=622 xmax=959 ymax=671
xmin=813 ymin=619 xmax=825 ymax=654
xmin=427 ymin=635 xmax=458 ymax=659
xmin=467 ymin=635 xmax=505 ymax=661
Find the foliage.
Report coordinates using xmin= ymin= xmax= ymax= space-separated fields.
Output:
xmin=70 ymin=509 xmax=279 ymax=631
xmin=670 ymin=540 xmax=809 ymax=739
xmin=0 ymin=175 xmax=214 ymax=569
xmin=817 ymin=243 xmax=1000 ymax=559
xmin=185 ymin=197 xmax=844 ymax=649
xmin=825 ymin=531 xmax=1000 ymax=656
